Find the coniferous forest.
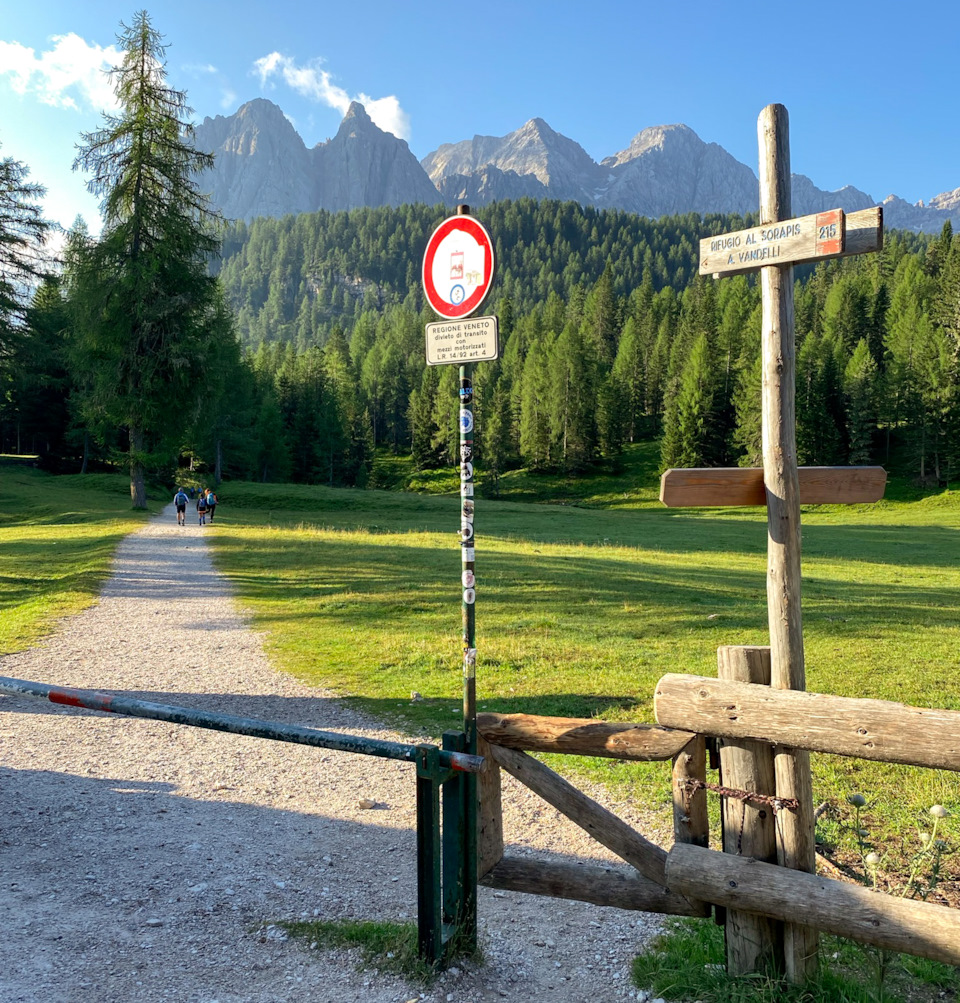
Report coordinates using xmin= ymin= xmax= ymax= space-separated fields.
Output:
xmin=3 ymin=192 xmax=959 ymax=492
xmin=1 ymin=24 xmax=958 ymax=497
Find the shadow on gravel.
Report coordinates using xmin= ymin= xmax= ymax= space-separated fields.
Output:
xmin=0 ymin=764 xmax=425 ymax=998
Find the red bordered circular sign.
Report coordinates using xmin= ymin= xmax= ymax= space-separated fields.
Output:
xmin=422 ymin=214 xmax=496 ymax=319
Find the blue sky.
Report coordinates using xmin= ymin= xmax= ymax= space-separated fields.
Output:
xmin=2 ymin=0 xmax=956 ymax=232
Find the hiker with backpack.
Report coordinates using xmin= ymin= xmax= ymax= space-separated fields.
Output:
xmin=205 ymin=488 xmax=218 ymax=523
xmin=173 ymin=487 xmax=189 ymax=526
xmin=197 ymin=489 xmax=208 ymax=526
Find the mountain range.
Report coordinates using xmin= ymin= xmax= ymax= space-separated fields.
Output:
xmin=194 ymin=98 xmax=960 ymax=234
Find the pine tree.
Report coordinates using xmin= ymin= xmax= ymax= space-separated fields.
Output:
xmin=611 ymin=317 xmax=645 ymax=441
xmin=732 ymin=355 xmax=763 ymax=467
xmin=480 ymin=379 xmax=512 ymax=496
xmin=0 ymin=146 xmax=49 ymax=354
xmin=843 ymin=338 xmax=878 ymax=464
xmin=662 ymin=333 xmax=720 ymax=468
xmin=409 ymin=365 xmax=440 ymax=470
xmin=518 ymin=339 xmax=551 ymax=470
xmin=69 ymin=12 xmax=226 ymax=507
xmin=548 ymin=322 xmax=596 ymax=472
xmin=796 ymin=331 xmax=845 ymax=465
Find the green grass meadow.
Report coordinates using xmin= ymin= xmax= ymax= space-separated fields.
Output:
xmin=0 ymin=465 xmax=160 ymax=654
xmin=203 ymin=445 xmax=960 ymax=862
xmin=3 ymin=449 xmax=958 ymax=999
xmin=3 ymin=448 xmax=958 ymax=883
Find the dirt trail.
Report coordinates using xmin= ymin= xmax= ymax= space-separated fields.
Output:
xmin=0 ymin=504 xmax=665 ymax=1002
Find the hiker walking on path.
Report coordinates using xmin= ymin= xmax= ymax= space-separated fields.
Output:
xmin=173 ymin=487 xmax=189 ymax=526
xmin=205 ymin=488 xmax=218 ymax=523
xmin=197 ymin=489 xmax=208 ymax=525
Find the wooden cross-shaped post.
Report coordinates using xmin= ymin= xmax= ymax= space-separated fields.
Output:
xmin=661 ymin=105 xmax=884 ymax=984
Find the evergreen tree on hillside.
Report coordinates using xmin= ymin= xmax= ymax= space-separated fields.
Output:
xmin=69 ymin=11 xmax=228 ymax=507
xmin=844 ymin=338 xmax=878 ymax=465
xmin=611 ymin=317 xmax=645 ymax=441
xmin=548 ymin=322 xmax=597 ymax=472
xmin=3 ymin=277 xmax=70 ymax=461
xmin=0 ymin=147 xmax=49 ymax=352
xmin=518 ymin=339 xmax=551 ymax=470
xmin=661 ymin=333 xmax=720 ymax=468
xmin=732 ymin=355 xmax=763 ymax=467
xmin=0 ymin=147 xmax=52 ymax=454
xmin=796 ymin=331 xmax=845 ymax=465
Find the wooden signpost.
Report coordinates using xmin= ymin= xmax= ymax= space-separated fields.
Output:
xmin=663 ymin=105 xmax=885 ymax=984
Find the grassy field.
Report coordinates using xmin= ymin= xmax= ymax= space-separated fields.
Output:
xmin=2 ymin=450 xmax=957 ymax=890
xmin=203 ymin=444 xmax=959 ymax=884
xmin=0 ymin=466 xmax=160 ymax=654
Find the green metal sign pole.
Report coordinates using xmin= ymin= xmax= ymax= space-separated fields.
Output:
xmin=422 ymin=202 xmax=496 ymax=959
xmin=460 ymin=362 xmax=477 ymax=745
xmin=458 ymin=361 xmax=478 ymax=948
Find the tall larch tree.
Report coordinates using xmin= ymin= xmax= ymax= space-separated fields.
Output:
xmin=70 ymin=11 xmax=226 ymax=507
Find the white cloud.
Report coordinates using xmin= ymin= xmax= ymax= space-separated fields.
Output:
xmin=181 ymin=61 xmax=236 ymax=113
xmin=0 ymin=33 xmax=121 ymax=113
xmin=253 ymin=52 xmax=410 ymax=141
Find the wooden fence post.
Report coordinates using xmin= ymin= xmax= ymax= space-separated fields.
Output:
xmin=672 ymin=736 xmax=708 ymax=849
xmin=717 ymin=645 xmax=783 ymax=976
xmin=477 ymin=735 xmax=503 ymax=879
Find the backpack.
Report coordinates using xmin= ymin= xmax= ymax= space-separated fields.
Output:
xmin=198 ymin=495 xmax=207 ymax=510
xmin=207 ymin=493 xmax=217 ymax=505
xmin=176 ymin=492 xmax=187 ymax=505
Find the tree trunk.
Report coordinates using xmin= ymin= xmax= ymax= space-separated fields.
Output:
xmin=80 ymin=431 xmax=90 ymax=475
xmin=129 ymin=425 xmax=147 ymax=508
xmin=214 ymin=437 xmax=222 ymax=486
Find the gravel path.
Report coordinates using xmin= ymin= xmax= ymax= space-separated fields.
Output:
xmin=1 ymin=505 xmax=666 ymax=1003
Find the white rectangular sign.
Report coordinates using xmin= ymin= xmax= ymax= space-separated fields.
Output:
xmin=425 ymin=315 xmax=499 ymax=366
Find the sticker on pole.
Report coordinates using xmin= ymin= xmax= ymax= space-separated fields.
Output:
xmin=422 ymin=214 xmax=496 ymax=320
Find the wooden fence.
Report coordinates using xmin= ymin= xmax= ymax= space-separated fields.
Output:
xmin=475 ymin=645 xmax=960 ymax=974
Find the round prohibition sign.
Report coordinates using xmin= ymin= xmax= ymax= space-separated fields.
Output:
xmin=422 ymin=214 xmax=496 ymax=319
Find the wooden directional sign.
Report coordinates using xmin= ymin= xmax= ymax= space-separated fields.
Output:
xmin=700 ymin=206 xmax=883 ymax=277
xmin=660 ymin=466 xmax=887 ymax=508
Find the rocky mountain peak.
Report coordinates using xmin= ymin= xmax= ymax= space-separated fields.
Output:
xmin=196 ymin=99 xmax=960 ymax=233
xmin=342 ymin=100 xmax=372 ymax=125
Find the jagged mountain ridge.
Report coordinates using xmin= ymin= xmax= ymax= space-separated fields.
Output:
xmin=194 ymin=98 xmax=441 ymax=221
xmin=195 ymin=98 xmax=959 ymax=233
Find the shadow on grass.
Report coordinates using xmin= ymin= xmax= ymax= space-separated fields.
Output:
xmin=212 ymin=531 xmax=959 ymax=637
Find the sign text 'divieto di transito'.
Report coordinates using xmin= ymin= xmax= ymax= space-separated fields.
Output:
xmin=425 ymin=316 xmax=498 ymax=366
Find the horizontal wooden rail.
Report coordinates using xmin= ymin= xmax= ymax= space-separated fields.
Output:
xmin=477 ymin=712 xmax=694 ymax=761
xmin=480 ymin=855 xmax=708 ymax=916
xmin=488 ymin=743 xmax=669 ymax=886
xmin=659 ymin=465 xmax=886 ymax=507
xmin=666 ymin=843 xmax=960 ymax=967
xmin=654 ymin=674 xmax=960 ymax=773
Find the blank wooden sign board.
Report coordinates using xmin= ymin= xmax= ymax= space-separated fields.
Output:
xmin=663 ymin=104 xmax=885 ymax=985
xmin=660 ymin=466 xmax=887 ymax=508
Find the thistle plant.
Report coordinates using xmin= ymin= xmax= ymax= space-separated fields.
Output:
xmin=841 ymin=794 xmax=953 ymax=900
xmin=900 ymin=804 xmax=951 ymax=901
